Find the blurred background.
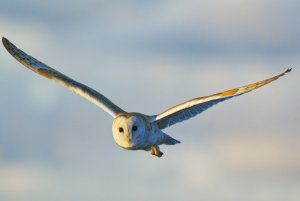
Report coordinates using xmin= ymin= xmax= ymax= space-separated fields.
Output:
xmin=0 ymin=0 xmax=299 ymax=201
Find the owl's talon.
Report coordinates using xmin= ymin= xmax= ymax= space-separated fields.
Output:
xmin=150 ymin=146 xmax=163 ymax=157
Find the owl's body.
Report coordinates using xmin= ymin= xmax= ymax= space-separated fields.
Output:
xmin=2 ymin=37 xmax=291 ymax=157
xmin=112 ymin=113 xmax=179 ymax=156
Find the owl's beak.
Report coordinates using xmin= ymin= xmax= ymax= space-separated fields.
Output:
xmin=125 ymin=130 xmax=132 ymax=142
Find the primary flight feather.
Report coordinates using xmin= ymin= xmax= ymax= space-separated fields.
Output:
xmin=2 ymin=37 xmax=291 ymax=157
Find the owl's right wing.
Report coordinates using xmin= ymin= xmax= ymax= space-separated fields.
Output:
xmin=153 ymin=69 xmax=291 ymax=129
xmin=2 ymin=37 xmax=125 ymax=117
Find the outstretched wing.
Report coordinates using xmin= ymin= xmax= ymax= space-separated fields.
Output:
xmin=2 ymin=37 xmax=125 ymax=117
xmin=154 ymin=69 xmax=291 ymax=129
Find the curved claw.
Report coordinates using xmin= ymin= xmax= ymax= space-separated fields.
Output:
xmin=150 ymin=146 xmax=164 ymax=157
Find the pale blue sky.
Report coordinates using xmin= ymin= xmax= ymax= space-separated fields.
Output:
xmin=0 ymin=1 xmax=299 ymax=201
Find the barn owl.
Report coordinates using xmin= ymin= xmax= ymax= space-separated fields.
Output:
xmin=2 ymin=37 xmax=291 ymax=157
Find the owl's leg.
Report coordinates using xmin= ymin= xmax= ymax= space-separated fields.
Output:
xmin=150 ymin=145 xmax=163 ymax=157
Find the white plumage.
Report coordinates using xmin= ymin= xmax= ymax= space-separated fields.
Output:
xmin=2 ymin=37 xmax=291 ymax=157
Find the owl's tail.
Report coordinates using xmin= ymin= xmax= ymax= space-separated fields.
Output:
xmin=163 ymin=134 xmax=181 ymax=145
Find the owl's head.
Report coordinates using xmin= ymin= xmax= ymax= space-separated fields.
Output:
xmin=112 ymin=113 xmax=150 ymax=150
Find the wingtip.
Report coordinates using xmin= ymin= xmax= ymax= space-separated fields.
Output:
xmin=2 ymin=37 xmax=9 ymax=48
xmin=2 ymin=36 xmax=7 ymax=43
xmin=284 ymin=68 xmax=292 ymax=74
xmin=2 ymin=37 xmax=17 ymax=53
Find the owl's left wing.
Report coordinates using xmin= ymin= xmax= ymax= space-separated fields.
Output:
xmin=154 ymin=69 xmax=291 ymax=130
xmin=2 ymin=37 xmax=125 ymax=117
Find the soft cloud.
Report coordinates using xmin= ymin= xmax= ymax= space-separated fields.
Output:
xmin=215 ymin=133 xmax=300 ymax=173
xmin=0 ymin=1 xmax=299 ymax=201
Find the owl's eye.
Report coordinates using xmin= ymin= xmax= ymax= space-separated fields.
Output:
xmin=132 ymin=126 xmax=138 ymax=132
xmin=119 ymin=127 xmax=124 ymax=133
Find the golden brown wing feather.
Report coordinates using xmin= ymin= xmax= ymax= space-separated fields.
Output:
xmin=155 ymin=69 xmax=291 ymax=129
xmin=2 ymin=37 xmax=125 ymax=117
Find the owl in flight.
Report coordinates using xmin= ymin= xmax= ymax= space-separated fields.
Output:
xmin=2 ymin=37 xmax=291 ymax=157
